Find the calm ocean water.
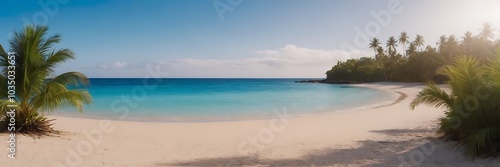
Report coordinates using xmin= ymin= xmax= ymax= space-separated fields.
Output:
xmin=53 ymin=78 xmax=395 ymax=121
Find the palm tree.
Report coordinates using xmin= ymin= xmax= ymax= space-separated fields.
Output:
xmin=447 ymin=35 xmax=457 ymax=44
xmin=425 ymin=45 xmax=436 ymax=53
xmin=462 ymin=31 xmax=474 ymax=44
xmin=386 ymin=36 xmax=398 ymax=55
xmin=375 ymin=46 xmax=385 ymax=61
xmin=446 ymin=35 xmax=459 ymax=50
xmin=375 ymin=46 xmax=388 ymax=81
xmin=461 ymin=31 xmax=474 ymax=55
xmin=369 ymin=38 xmax=381 ymax=55
xmin=438 ymin=35 xmax=448 ymax=52
xmin=414 ymin=35 xmax=425 ymax=51
xmin=438 ymin=35 xmax=460 ymax=64
xmin=399 ymin=32 xmax=409 ymax=57
xmin=410 ymin=56 xmax=500 ymax=159
xmin=479 ymin=22 xmax=495 ymax=41
xmin=406 ymin=42 xmax=417 ymax=56
xmin=0 ymin=25 xmax=92 ymax=134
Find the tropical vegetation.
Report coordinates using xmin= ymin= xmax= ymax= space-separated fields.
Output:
xmin=326 ymin=23 xmax=500 ymax=158
xmin=0 ymin=25 xmax=92 ymax=135
xmin=325 ymin=23 xmax=499 ymax=83
xmin=410 ymin=55 xmax=500 ymax=158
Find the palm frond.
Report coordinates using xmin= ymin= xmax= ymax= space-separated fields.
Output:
xmin=44 ymin=48 xmax=75 ymax=70
xmin=0 ymin=25 xmax=93 ymax=134
xmin=463 ymin=127 xmax=500 ymax=158
xmin=33 ymin=90 xmax=92 ymax=113
xmin=412 ymin=55 xmax=500 ymax=158
xmin=410 ymin=82 xmax=453 ymax=110
xmin=31 ymin=71 xmax=91 ymax=112
xmin=488 ymin=53 xmax=500 ymax=84
xmin=40 ymin=34 xmax=61 ymax=55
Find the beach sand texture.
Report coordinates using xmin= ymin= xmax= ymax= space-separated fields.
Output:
xmin=2 ymin=83 xmax=499 ymax=167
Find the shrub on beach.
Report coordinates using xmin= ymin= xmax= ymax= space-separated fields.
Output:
xmin=410 ymin=54 xmax=500 ymax=158
xmin=0 ymin=25 xmax=92 ymax=135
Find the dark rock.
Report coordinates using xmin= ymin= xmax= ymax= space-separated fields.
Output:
xmin=295 ymin=79 xmax=356 ymax=84
xmin=295 ymin=79 xmax=325 ymax=83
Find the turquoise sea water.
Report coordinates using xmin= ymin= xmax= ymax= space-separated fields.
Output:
xmin=53 ymin=78 xmax=394 ymax=121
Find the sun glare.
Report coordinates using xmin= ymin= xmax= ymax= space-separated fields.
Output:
xmin=463 ymin=0 xmax=500 ymax=28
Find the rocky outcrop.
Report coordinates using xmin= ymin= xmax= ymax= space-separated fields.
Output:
xmin=294 ymin=79 xmax=354 ymax=84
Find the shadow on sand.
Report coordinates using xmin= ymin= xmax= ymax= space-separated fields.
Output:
xmin=156 ymin=128 xmax=492 ymax=167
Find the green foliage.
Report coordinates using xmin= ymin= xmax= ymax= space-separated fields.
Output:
xmin=401 ymin=49 xmax=441 ymax=82
xmin=327 ymin=23 xmax=500 ymax=158
xmin=0 ymin=25 xmax=92 ymax=135
xmin=411 ymin=55 xmax=500 ymax=159
xmin=325 ymin=57 xmax=384 ymax=83
xmin=326 ymin=23 xmax=499 ymax=83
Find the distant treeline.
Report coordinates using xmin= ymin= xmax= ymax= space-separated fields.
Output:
xmin=325 ymin=23 xmax=500 ymax=83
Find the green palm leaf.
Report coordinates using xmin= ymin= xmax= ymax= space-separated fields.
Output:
xmin=410 ymin=82 xmax=453 ymax=110
xmin=0 ymin=25 xmax=93 ymax=134
xmin=411 ymin=55 xmax=500 ymax=158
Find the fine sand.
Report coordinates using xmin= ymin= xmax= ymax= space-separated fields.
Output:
xmin=2 ymin=83 xmax=500 ymax=167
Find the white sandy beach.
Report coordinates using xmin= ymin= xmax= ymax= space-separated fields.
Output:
xmin=2 ymin=83 xmax=499 ymax=167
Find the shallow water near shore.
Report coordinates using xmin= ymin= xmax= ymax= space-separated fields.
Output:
xmin=53 ymin=78 xmax=394 ymax=121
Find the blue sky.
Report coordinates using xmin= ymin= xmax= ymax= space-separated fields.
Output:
xmin=1 ymin=0 xmax=499 ymax=78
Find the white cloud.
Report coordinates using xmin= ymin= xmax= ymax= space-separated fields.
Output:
xmin=253 ymin=45 xmax=369 ymax=67
xmin=153 ymin=45 xmax=371 ymax=78
xmin=113 ymin=61 xmax=128 ymax=68
xmin=95 ymin=61 xmax=128 ymax=71
xmin=92 ymin=45 xmax=371 ymax=78
xmin=97 ymin=64 xmax=108 ymax=69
